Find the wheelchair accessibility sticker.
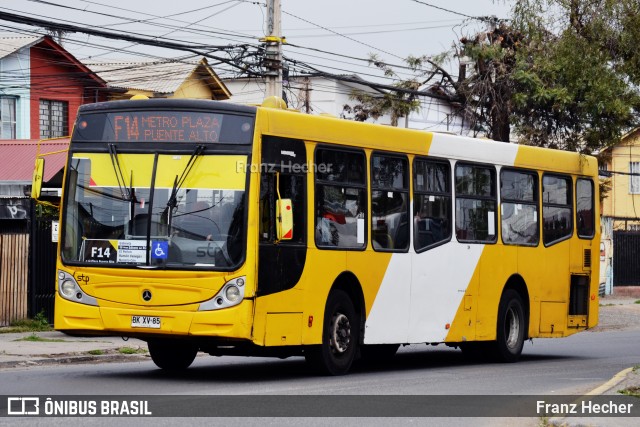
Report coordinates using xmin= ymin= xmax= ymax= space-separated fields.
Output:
xmin=151 ymin=241 xmax=168 ymax=260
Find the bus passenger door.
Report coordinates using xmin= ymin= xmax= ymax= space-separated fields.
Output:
xmin=255 ymin=136 xmax=308 ymax=346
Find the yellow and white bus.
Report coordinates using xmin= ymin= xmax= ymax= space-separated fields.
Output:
xmin=33 ymin=97 xmax=600 ymax=375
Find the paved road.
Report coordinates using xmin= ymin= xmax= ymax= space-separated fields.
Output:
xmin=0 ymin=327 xmax=638 ymax=396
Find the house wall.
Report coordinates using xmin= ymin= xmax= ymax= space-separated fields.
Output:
xmin=224 ymin=77 xmax=393 ymax=124
xmin=171 ymin=72 xmax=214 ymax=99
xmin=0 ymin=47 xmax=31 ymax=138
xmin=602 ymin=132 xmax=640 ymax=230
xmin=29 ymin=42 xmax=86 ymax=139
xmin=408 ymin=98 xmax=472 ymax=136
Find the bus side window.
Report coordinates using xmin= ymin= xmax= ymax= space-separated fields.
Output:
xmin=576 ymin=178 xmax=595 ymax=239
xmin=542 ymin=174 xmax=573 ymax=245
xmin=413 ymin=158 xmax=451 ymax=252
xmin=371 ymin=153 xmax=409 ymax=251
xmin=455 ymin=163 xmax=497 ymax=243
xmin=315 ymin=148 xmax=367 ymax=249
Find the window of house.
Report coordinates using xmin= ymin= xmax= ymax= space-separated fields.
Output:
xmin=542 ymin=174 xmax=573 ymax=245
xmin=455 ymin=163 xmax=497 ymax=243
xmin=1 ymin=97 xmax=16 ymax=139
xmin=576 ymin=178 xmax=595 ymax=239
xmin=40 ymin=100 xmax=69 ymax=139
xmin=501 ymin=169 xmax=539 ymax=246
xmin=371 ymin=153 xmax=409 ymax=251
xmin=413 ymin=158 xmax=451 ymax=251
xmin=315 ymin=148 xmax=367 ymax=249
xmin=630 ymin=162 xmax=640 ymax=194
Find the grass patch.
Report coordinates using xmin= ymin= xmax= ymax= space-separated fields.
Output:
xmin=1 ymin=312 xmax=52 ymax=333
xmin=118 ymin=347 xmax=147 ymax=355
xmin=87 ymin=349 xmax=105 ymax=355
xmin=14 ymin=334 xmax=65 ymax=343
xmin=618 ymin=386 xmax=640 ymax=397
xmin=635 ymin=300 xmax=640 ymax=304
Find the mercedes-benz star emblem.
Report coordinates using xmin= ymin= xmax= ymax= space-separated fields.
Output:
xmin=142 ymin=290 xmax=152 ymax=301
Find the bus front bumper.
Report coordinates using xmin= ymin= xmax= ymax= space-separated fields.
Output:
xmin=54 ymin=294 xmax=254 ymax=340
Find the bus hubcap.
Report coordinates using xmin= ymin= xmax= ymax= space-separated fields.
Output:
xmin=330 ymin=313 xmax=351 ymax=354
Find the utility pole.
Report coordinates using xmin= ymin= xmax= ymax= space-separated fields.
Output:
xmin=263 ymin=0 xmax=283 ymax=99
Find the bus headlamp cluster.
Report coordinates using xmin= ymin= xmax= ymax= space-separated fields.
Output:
xmin=57 ymin=271 xmax=98 ymax=306
xmin=199 ymin=276 xmax=246 ymax=311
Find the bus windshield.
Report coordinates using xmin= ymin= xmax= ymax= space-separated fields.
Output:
xmin=61 ymin=152 xmax=247 ymax=270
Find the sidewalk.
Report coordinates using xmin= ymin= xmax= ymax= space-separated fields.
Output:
xmin=0 ymin=330 xmax=148 ymax=369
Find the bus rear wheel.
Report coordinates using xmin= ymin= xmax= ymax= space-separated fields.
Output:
xmin=148 ymin=340 xmax=198 ymax=370
xmin=493 ymin=289 xmax=526 ymax=362
xmin=305 ymin=289 xmax=359 ymax=375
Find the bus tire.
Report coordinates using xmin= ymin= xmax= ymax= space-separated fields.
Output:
xmin=148 ymin=340 xmax=198 ymax=370
xmin=305 ymin=289 xmax=359 ymax=375
xmin=493 ymin=289 xmax=526 ymax=363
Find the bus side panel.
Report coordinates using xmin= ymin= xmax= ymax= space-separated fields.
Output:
xmin=409 ymin=242 xmax=482 ymax=343
xmin=357 ymin=251 xmax=410 ymax=344
xmin=471 ymin=243 xmax=519 ymax=341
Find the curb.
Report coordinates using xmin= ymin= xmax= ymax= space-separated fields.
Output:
xmin=548 ymin=367 xmax=636 ymax=426
xmin=0 ymin=353 xmax=149 ymax=370
xmin=585 ymin=367 xmax=635 ymax=396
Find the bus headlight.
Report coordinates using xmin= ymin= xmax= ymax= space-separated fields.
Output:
xmin=60 ymin=280 xmax=76 ymax=298
xmin=57 ymin=270 xmax=98 ymax=306
xmin=225 ymin=285 xmax=240 ymax=302
xmin=199 ymin=276 xmax=246 ymax=311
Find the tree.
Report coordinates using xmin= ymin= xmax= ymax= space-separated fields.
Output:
xmin=346 ymin=0 xmax=640 ymax=153
xmin=510 ymin=0 xmax=640 ymax=152
xmin=344 ymin=55 xmax=424 ymax=127
xmin=455 ymin=20 xmax=523 ymax=142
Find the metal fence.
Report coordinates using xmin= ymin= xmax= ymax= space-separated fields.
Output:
xmin=29 ymin=211 xmax=58 ymax=324
xmin=613 ymin=231 xmax=640 ymax=287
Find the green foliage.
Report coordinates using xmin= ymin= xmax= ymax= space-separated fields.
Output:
xmin=4 ymin=311 xmax=52 ymax=333
xmin=14 ymin=333 xmax=65 ymax=342
xmin=118 ymin=346 xmax=147 ymax=355
xmin=344 ymin=54 xmax=430 ymax=127
xmin=88 ymin=349 xmax=105 ymax=355
xmin=510 ymin=0 xmax=640 ymax=153
xmin=35 ymin=202 xmax=60 ymax=219
xmin=618 ymin=386 xmax=640 ymax=397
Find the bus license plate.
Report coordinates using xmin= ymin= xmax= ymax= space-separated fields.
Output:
xmin=131 ymin=315 xmax=161 ymax=329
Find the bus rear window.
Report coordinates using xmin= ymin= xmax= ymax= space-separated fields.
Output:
xmin=72 ymin=111 xmax=254 ymax=144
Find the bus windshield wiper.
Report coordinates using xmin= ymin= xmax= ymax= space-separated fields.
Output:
xmin=167 ymin=145 xmax=206 ymax=209
xmin=108 ymin=144 xmax=133 ymax=201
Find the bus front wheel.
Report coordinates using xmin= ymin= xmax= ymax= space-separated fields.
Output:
xmin=494 ymin=289 xmax=526 ymax=362
xmin=305 ymin=289 xmax=359 ymax=375
xmin=148 ymin=340 xmax=198 ymax=370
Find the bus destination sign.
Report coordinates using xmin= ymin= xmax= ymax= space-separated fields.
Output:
xmin=113 ymin=113 xmax=222 ymax=142
xmin=76 ymin=111 xmax=226 ymax=143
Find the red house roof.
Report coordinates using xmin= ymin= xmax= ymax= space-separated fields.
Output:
xmin=0 ymin=139 xmax=69 ymax=183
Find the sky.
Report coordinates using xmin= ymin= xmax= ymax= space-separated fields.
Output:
xmin=0 ymin=0 xmax=514 ymax=83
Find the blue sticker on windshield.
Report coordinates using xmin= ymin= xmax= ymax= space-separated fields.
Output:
xmin=151 ymin=241 xmax=169 ymax=259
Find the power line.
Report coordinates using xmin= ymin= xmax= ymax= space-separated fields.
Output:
xmin=409 ymin=0 xmax=486 ymax=21
xmin=281 ymin=8 xmax=403 ymax=61
xmin=0 ymin=10 xmax=263 ymax=76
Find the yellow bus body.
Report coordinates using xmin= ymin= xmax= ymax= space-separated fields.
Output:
xmin=52 ymin=99 xmax=599 ymax=372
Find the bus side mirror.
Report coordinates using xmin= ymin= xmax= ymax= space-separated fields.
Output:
xmin=276 ymin=199 xmax=293 ymax=241
xmin=32 ymin=158 xmax=45 ymax=199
